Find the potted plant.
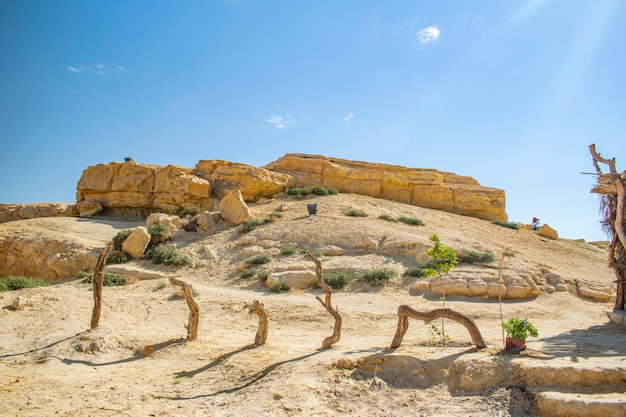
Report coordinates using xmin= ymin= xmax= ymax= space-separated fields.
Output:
xmin=502 ymin=318 xmax=538 ymax=351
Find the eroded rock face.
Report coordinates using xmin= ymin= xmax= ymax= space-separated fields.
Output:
xmin=0 ymin=203 xmax=79 ymax=223
xmin=263 ymin=153 xmax=507 ymax=221
xmin=194 ymin=160 xmax=293 ymax=202
xmin=219 ymin=190 xmax=251 ymax=225
xmin=76 ymin=161 xmax=212 ymax=214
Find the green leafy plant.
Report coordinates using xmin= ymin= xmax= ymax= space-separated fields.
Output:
xmin=311 ymin=186 xmax=329 ymax=196
xmin=78 ymin=270 xmax=127 ymax=286
xmin=425 ymin=323 xmax=451 ymax=347
xmin=327 ymin=187 xmax=339 ymax=195
xmin=244 ymin=253 xmax=271 ymax=265
xmin=147 ymin=245 xmax=190 ymax=266
xmin=280 ymin=245 xmax=298 ymax=256
xmin=492 ymin=220 xmax=520 ymax=230
xmin=346 ymin=209 xmax=368 ymax=217
xmin=112 ymin=229 xmax=133 ymax=251
xmin=265 ymin=212 xmax=283 ymax=222
xmin=147 ymin=223 xmax=169 ymax=237
xmin=502 ymin=318 xmax=538 ymax=340
xmin=241 ymin=268 xmax=259 ymax=279
xmin=323 ymin=271 xmax=353 ymax=289
xmin=457 ymin=249 xmax=495 ymax=264
xmin=180 ymin=204 xmax=203 ymax=217
xmin=360 ymin=268 xmax=396 ymax=286
xmin=379 ymin=214 xmax=398 ymax=222
xmin=241 ymin=218 xmax=264 ymax=233
xmin=106 ymin=254 xmax=129 ymax=264
xmin=256 ymin=270 xmax=270 ymax=282
xmin=404 ymin=259 xmax=438 ymax=278
xmin=398 ymin=216 xmax=425 ymax=226
xmin=286 ymin=186 xmax=339 ymax=198
xmin=0 ymin=276 xmax=47 ymax=292
xmin=270 ymin=282 xmax=289 ymax=292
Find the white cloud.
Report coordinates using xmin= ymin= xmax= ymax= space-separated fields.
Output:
xmin=343 ymin=113 xmax=355 ymax=124
xmin=265 ymin=114 xmax=296 ymax=129
xmin=417 ymin=26 xmax=440 ymax=43
xmin=67 ymin=64 xmax=126 ymax=76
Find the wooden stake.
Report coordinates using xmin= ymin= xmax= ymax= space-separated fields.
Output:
xmin=244 ymin=300 xmax=268 ymax=346
xmin=169 ymin=277 xmax=200 ymax=341
xmin=306 ymin=250 xmax=342 ymax=348
xmin=90 ymin=242 xmax=112 ymax=329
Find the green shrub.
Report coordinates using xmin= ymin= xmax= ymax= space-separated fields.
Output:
xmin=106 ymin=254 xmax=129 ymax=264
xmin=112 ymin=229 xmax=133 ymax=251
xmin=0 ymin=276 xmax=47 ymax=292
xmin=360 ymin=268 xmax=396 ymax=286
xmin=241 ymin=268 xmax=259 ymax=279
xmin=280 ymin=245 xmax=298 ymax=256
xmin=398 ymin=216 xmax=425 ymax=226
xmin=265 ymin=212 xmax=283 ymax=222
xmin=257 ymin=270 xmax=270 ymax=282
xmin=311 ymin=186 xmax=329 ymax=196
xmin=78 ymin=270 xmax=127 ymax=286
xmin=244 ymin=253 xmax=271 ymax=265
xmin=457 ymin=249 xmax=495 ymax=264
xmin=379 ymin=214 xmax=398 ymax=222
xmin=327 ymin=187 xmax=339 ymax=195
xmin=180 ymin=204 xmax=203 ymax=217
xmin=492 ymin=220 xmax=520 ymax=230
xmin=241 ymin=218 xmax=264 ymax=233
xmin=148 ymin=245 xmax=190 ymax=266
xmin=270 ymin=282 xmax=289 ymax=292
xmin=323 ymin=271 xmax=352 ymax=289
xmin=346 ymin=209 xmax=368 ymax=217
xmin=147 ymin=223 xmax=169 ymax=237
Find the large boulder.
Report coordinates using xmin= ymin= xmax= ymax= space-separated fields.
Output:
xmin=219 ymin=190 xmax=251 ymax=225
xmin=76 ymin=161 xmax=212 ymax=214
xmin=122 ymin=226 xmax=151 ymax=259
xmin=194 ymin=160 xmax=293 ymax=202
xmin=263 ymin=153 xmax=507 ymax=222
xmin=537 ymin=224 xmax=559 ymax=240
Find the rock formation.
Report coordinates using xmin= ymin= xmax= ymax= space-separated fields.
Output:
xmin=263 ymin=154 xmax=507 ymax=222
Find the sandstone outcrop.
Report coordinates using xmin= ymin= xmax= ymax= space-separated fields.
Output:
xmin=219 ymin=190 xmax=251 ymax=225
xmin=194 ymin=160 xmax=293 ymax=202
xmin=0 ymin=203 xmax=79 ymax=223
xmin=76 ymin=161 xmax=212 ymax=214
xmin=263 ymin=153 xmax=507 ymax=221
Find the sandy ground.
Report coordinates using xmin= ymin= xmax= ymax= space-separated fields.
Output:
xmin=1 ymin=193 xmax=624 ymax=416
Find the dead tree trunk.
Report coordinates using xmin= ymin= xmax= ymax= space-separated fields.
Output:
xmin=90 ymin=242 xmax=112 ymax=329
xmin=390 ymin=305 xmax=486 ymax=349
xmin=306 ymin=250 xmax=342 ymax=348
xmin=244 ymin=300 xmax=268 ymax=346
xmin=589 ymin=144 xmax=626 ymax=310
xmin=169 ymin=277 xmax=200 ymax=341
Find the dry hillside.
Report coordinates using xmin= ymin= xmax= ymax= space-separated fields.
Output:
xmin=1 ymin=193 xmax=625 ymax=417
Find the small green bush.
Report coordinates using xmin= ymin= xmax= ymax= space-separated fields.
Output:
xmin=360 ymin=268 xmax=396 ymax=286
xmin=106 ymin=254 xmax=129 ymax=264
xmin=112 ymin=229 xmax=133 ymax=251
xmin=148 ymin=245 xmax=190 ymax=266
xmin=379 ymin=214 xmax=398 ymax=222
xmin=180 ymin=204 xmax=203 ymax=217
xmin=323 ymin=272 xmax=352 ymax=289
xmin=270 ymin=282 xmax=289 ymax=292
xmin=257 ymin=270 xmax=270 ymax=282
xmin=241 ymin=218 xmax=264 ymax=233
xmin=280 ymin=245 xmax=298 ymax=256
xmin=457 ymin=250 xmax=495 ymax=264
xmin=0 ymin=276 xmax=47 ymax=292
xmin=241 ymin=268 xmax=259 ymax=279
xmin=311 ymin=186 xmax=329 ymax=196
xmin=147 ymin=223 xmax=169 ymax=237
xmin=492 ymin=220 xmax=520 ymax=230
xmin=398 ymin=216 xmax=425 ymax=226
xmin=327 ymin=187 xmax=339 ymax=195
xmin=244 ymin=253 xmax=271 ymax=265
xmin=78 ymin=270 xmax=127 ymax=286
xmin=346 ymin=209 xmax=368 ymax=217
xmin=265 ymin=212 xmax=283 ymax=223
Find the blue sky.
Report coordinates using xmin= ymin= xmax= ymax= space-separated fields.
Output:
xmin=1 ymin=0 xmax=624 ymax=242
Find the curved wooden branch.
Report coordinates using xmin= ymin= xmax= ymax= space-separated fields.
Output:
xmin=169 ymin=277 xmax=200 ymax=341
xmin=90 ymin=242 xmax=112 ymax=329
xmin=589 ymin=143 xmax=617 ymax=174
xmin=390 ymin=305 xmax=486 ymax=349
xmin=306 ymin=250 xmax=342 ymax=348
xmin=244 ymin=300 xmax=268 ymax=346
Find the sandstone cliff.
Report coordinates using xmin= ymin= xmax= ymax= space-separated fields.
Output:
xmin=263 ymin=154 xmax=506 ymax=222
